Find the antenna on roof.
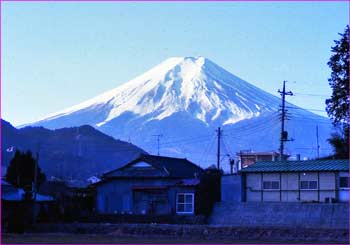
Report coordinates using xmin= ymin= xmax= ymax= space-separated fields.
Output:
xmin=152 ymin=134 xmax=163 ymax=156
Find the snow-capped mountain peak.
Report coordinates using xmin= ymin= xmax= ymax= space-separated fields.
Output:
xmin=37 ymin=56 xmax=280 ymax=127
xmin=27 ymin=56 xmax=332 ymax=168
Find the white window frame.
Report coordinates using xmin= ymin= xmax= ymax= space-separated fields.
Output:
xmin=300 ymin=180 xmax=318 ymax=190
xmin=263 ymin=181 xmax=280 ymax=190
xmin=176 ymin=193 xmax=194 ymax=214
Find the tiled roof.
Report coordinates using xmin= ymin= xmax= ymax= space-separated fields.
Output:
xmin=104 ymin=154 xmax=203 ymax=178
xmin=240 ymin=160 xmax=349 ymax=173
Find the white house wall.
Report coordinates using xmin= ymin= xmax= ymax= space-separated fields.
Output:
xmin=245 ymin=172 xmax=339 ymax=202
xmin=299 ymin=172 xmax=318 ymax=202
xmin=262 ymin=173 xmax=280 ymax=202
xmin=246 ymin=173 xmax=261 ymax=202
xmin=319 ymin=172 xmax=336 ymax=202
xmin=281 ymin=173 xmax=298 ymax=202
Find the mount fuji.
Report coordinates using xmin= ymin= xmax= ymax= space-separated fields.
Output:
xmin=28 ymin=57 xmax=333 ymax=170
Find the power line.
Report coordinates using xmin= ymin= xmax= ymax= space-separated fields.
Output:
xmin=285 ymin=106 xmax=326 ymax=113
xmin=224 ymin=112 xmax=280 ymax=135
xmin=293 ymin=92 xmax=329 ymax=98
xmin=199 ymin=135 xmax=216 ymax=164
xmin=228 ymin=116 xmax=281 ymax=139
xmin=288 ymin=118 xmax=332 ymax=125
xmin=222 ymin=137 xmax=233 ymax=157
xmin=160 ymin=134 xmax=212 ymax=146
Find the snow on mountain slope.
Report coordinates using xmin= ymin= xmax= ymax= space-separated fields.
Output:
xmin=28 ymin=56 xmax=333 ymax=169
xmin=34 ymin=57 xmax=281 ymax=127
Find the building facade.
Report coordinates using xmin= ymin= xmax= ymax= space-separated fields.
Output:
xmin=95 ymin=155 xmax=203 ymax=216
xmin=240 ymin=160 xmax=349 ymax=202
xmin=236 ymin=151 xmax=288 ymax=170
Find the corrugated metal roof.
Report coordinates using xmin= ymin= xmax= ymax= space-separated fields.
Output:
xmin=240 ymin=160 xmax=349 ymax=173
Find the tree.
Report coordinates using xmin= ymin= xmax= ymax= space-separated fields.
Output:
xmin=197 ymin=166 xmax=222 ymax=215
xmin=326 ymin=25 xmax=349 ymax=125
xmin=325 ymin=25 xmax=349 ymax=158
xmin=328 ymin=130 xmax=349 ymax=159
xmin=5 ymin=150 xmax=46 ymax=190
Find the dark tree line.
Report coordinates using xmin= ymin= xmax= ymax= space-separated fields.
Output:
xmin=325 ymin=25 xmax=349 ymax=159
xmin=5 ymin=150 xmax=46 ymax=190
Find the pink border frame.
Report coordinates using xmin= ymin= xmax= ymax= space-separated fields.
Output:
xmin=0 ymin=0 xmax=349 ymax=245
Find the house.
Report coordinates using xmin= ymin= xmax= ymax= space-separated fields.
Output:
xmin=236 ymin=150 xmax=289 ymax=170
xmin=240 ymin=159 xmax=349 ymax=202
xmin=95 ymin=154 xmax=204 ymax=216
xmin=39 ymin=179 xmax=96 ymax=221
xmin=1 ymin=179 xmax=54 ymax=202
xmin=1 ymin=179 xmax=55 ymax=231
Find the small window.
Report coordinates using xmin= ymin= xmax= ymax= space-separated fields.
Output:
xmin=131 ymin=161 xmax=153 ymax=168
xmin=340 ymin=177 xmax=350 ymax=188
xmin=263 ymin=181 xmax=280 ymax=190
xmin=300 ymin=181 xmax=318 ymax=190
xmin=176 ymin=193 xmax=194 ymax=214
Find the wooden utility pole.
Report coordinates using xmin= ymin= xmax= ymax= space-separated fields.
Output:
xmin=34 ymin=152 xmax=38 ymax=201
xmin=316 ymin=125 xmax=320 ymax=159
xmin=278 ymin=81 xmax=293 ymax=160
xmin=216 ymin=127 xmax=222 ymax=169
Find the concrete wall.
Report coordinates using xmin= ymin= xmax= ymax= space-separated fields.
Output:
xmin=245 ymin=172 xmax=339 ymax=202
xmin=209 ymin=201 xmax=349 ymax=229
xmin=221 ymin=174 xmax=242 ymax=202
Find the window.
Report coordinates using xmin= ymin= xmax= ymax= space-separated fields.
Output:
xmin=176 ymin=193 xmax=194 ymax=214
xmin=131 ymin=161 xmax=153 ymax=168
xmin=300 ymin=181 xmax=318 ymax=190
xmin=263 ymin=181 xmax=280 ymax=190
xmin=340 ymin=177 xmax=350 ymax=188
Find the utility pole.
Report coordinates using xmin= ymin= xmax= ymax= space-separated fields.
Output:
xmin=278 ymin=81 xmax=293 ymax=160
xmin=152 ymin=134 xmax=163 ymax=156
xmin=34 ymin=152 xmax=38 ymax=201
xmin=216 ymin=127 xmax=222 ymax=169
xmin=316 ymin=125 xmax=320 ymax=159
xmin=32 ymin=143 xmax=39 ymax=224
xmin=34 ymin=141 xmax=40 ymax=201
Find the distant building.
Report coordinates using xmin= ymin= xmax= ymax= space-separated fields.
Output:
xmin=236 ymin=151 xmax=288 ymax=170
xmin=1 ymin=179 xmax=54 ymax=202
xmin=1 ymin=179 xmax=55 ymax=230
xmin=240 ymin=159 xmax=349 ymax=202
xmin=95 ymin=154 xmax=203 ymax=216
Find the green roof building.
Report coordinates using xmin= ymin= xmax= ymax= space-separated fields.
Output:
xmin=240 ymin=159 xmax=349 ymax=203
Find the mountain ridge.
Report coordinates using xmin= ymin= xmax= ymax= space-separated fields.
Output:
xmin=25 ymin=56 xmax=333 ymax=168
xmin=1 ymin=119 xmax=146 ymax=180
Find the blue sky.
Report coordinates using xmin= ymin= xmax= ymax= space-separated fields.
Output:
xmin=2 ymin=2 xmax=349 ymax=126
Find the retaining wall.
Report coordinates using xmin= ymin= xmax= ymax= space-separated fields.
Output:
xmin=28 ymin=223 xmax=349 ymax=243
xmin=209 ymin=201 xmax=349 ymax=229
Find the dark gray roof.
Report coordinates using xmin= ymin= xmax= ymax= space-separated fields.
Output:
xmin=240 ymin=160 xmax=349 ymax=173
xmin=103 ymin=154 xmax=203 ymax=178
